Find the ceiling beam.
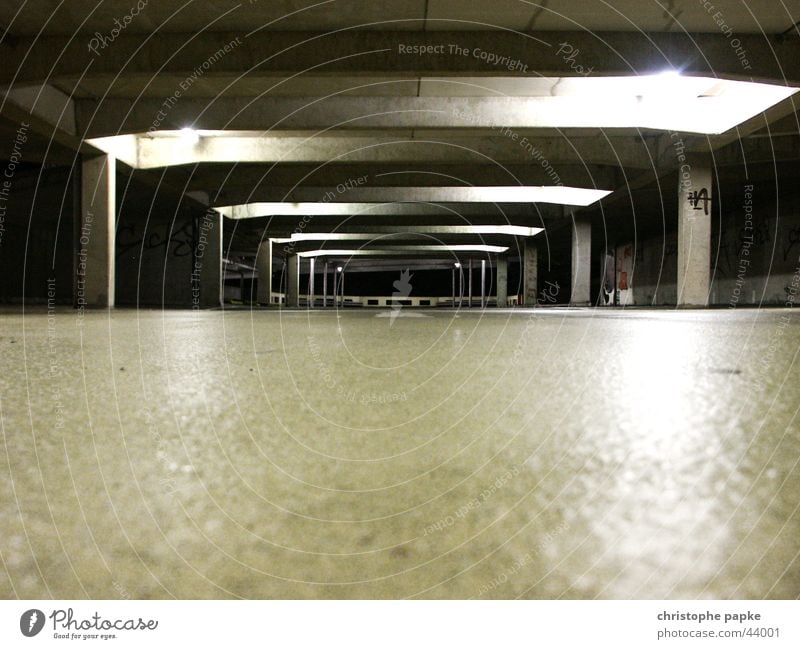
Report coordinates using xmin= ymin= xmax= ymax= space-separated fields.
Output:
xmin=165 ymin=162 xmax=621 ymax=203
xmin=218 ymin=187 xmax=610 ymax=216
xmin=104 ymin=133 xmax=657 ymax=169
xmin=222 ymin=200 xmax=560 ymax=221
xmin=295 ymin=244 xmax=509 ymax=258
xmin=4 ymin=31 xmax=799 ymax=88
xmin=76 ymin=89 xmax=797 ymax=137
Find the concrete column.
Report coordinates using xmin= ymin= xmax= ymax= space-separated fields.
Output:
xmin=255 ymin=239 xmax=272 ymax=305
xmin=195 ymin=208 xmax=222 ymax=308
xmin=286 ymin=254 xmax=299 ymax=307
xmin=570 ymin=215 xmax=591 ymax=306
xmin=322 ymin=261 xmax=328 ymax=307
xmin=468 ymin=260 xmax=473 ymax=307
xmin=79 ymin=154 xmax=115 ymax=308
xmin=496 ymin=254 xmax=508 ymax=307
xmin=523 ymin=238 xmax=538 ymax=306
xmin=677 ymin=166 xmax=712 ymax=306
xmin=308 ymin=257 xmax=315 ymax=307
xmin=458 ymin=264 xmax=463 ymax=307
xmin=480 ymin=259 xmax=486 ymax=307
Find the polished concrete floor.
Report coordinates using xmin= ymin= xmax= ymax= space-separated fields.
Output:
xmin=1 ymin=306 xmax=799 ymax=599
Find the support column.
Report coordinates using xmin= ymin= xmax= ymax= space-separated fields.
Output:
xmin=677 ymin=166 xmax=712 ymax=306
xmin=480 ymin=259 xmax=486 ymax=308
xmin=79 ymin=154 xmax=116 ymax=308
xmin=523 ymin=238 xmax=538 ymax=306
xmin=570 ymin=215 xmax=591 ymax=306
xmin=468 ymin=260 xmax=473 ymax=308
xmin=255 ymin=239 xmax=272 ymax=305
xmin=458 ymin=263 xmax=463 ymax=307
xmin=308 ymin=257 xmax=315 ymax=308
xmin=192 ymin=209 xmax=222 ymax=308
xmin=333 ymin=267 xmax=339 ymax=306
xmin=496 ymin=254 xmax=508 ymax=307
xmin=323 ymin=261 xmax=328 ymax=308
xmin=286 ymin=253 xmax=299 ymax=307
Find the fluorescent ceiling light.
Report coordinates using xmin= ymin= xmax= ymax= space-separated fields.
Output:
xmin=297 ymin=245 xmax=509 ymax=257
xmin=217 ymin=189 xmax=608 ymax=219
xmin=179 ymin=127 xmax=199 ymax=143
xmin=85 ymin=75 xmax=799 ymax=168
xmin=271 ymin=225 xmax=544 ymax=243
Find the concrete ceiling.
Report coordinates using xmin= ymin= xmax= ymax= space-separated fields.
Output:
xmin=2 ymin=1 xmax=799 ymax=260
xmin=1 ymin=1 xmax=797 ymax=35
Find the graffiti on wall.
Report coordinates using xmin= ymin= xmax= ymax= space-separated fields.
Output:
xmin=116 ymin=219 xmax=194 ymax=259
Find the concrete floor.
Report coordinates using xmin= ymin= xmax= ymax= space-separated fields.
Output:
xmin=1 ymin=306 xmax=799 ymax=599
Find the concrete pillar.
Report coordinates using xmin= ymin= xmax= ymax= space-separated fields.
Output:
xmin=79 ymin=154 xmax=115 ymax=308
xmin=496 ymin=254 xmax=508 ymax=307
xmin=570 ymin=215 xmax=591 ymax=306
xmin=194 ymin=208 xmax=222 ymax=308
xmin=255 ymin=239 xmax=272 ymax=305
xmin=523 ymin=238 xmax=538 ymax=306
xmin=468 ymin=259 xmax=473 ymax=307
xmin=286 ymin=254 xmax=299 ymax=307
xmin=308 ymin=257 xmax=315 ymax=307
xmin=677 ymin=166 xmax=712 ymax=306
xmin=458 ymin=264 xmax=463 ymax=307
xmin=480 ymin=259 xmax=486 ymax=307
xmin=323 ymin=261 xmax=328 ymax=307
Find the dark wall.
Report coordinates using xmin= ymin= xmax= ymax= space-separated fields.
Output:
xmin=0 ymin=165 xmax=75 ymax=304
xmin=0 ymin=162 xmax=216 ymax=308
xmin=709 ymin=178 xmax=800 ymax=306
xmin=591 ymin=170 xmax=800 ymax=306
xmin=114 ymin=172 xmax=198 ymax=307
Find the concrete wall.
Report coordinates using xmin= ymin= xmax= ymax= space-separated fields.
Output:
xmin=630 ymin=232 xmax=679 ymax=306
xmin=0 ymin=164 xmax=218 ymax=308
xmin=0 ymin=166 xmax=75 ymax=304
xmin=710 ymin=181 xmax=800 ymax=307
xmin=115 ymin=173 xmax=205 ymax=307
xmin=613 ymin=179 xmax=800 ymax=307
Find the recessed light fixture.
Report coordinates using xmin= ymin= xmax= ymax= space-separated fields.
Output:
xmin=298 ymin=245 xmax=509 ymax=258
xmin=180 ymin=127 xmax=199 ymax=144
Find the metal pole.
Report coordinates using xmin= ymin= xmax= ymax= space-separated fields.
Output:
xmin=451 ymin=268 xmax=456 ymax=306
xmin=340 ymin=269 xmax=345 ymax=307
xmin=309 ymin=257 xmax=315 ymax=308
xmin=333 ymin=268 xmax=338 ymax=307
xmin=458 ymin=266 xmax=463 ymax=307
xmin=468 ymin=259 xmax=473 ymax=308
xmin=481 ymin=259 xmax=486 ymax=308
xmin=323 ymin=261 xmax=328 ymax=308
xmin=282 ymin=260 xmax=287 ymax=306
